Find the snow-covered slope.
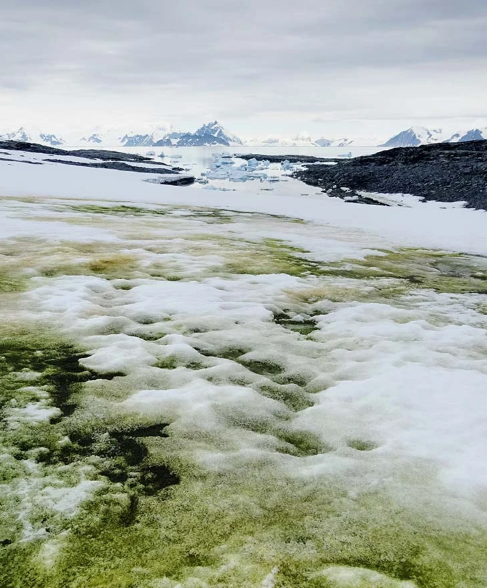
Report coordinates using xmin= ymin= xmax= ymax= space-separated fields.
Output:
xmin=1 ymin=142 xmax=487 ymax=587
xmin=194 ymin=121 xmax=243 ymax=145
xmin=246 ymin=133 xmax=317 ymax=147
xmin=245 ymin=135 xmax=381 ymax=148
xmin=78 ymin=124 xmax=175 ymax=147
xmin=448 ymin=128 xmax=487 ymax=143
xmin=77 ymin=121 xmax=243 ymax=148
xmin=326 ymin=137 xmax=381 ymax=148
xmin=382 ymin=126 xmax=449 ymax=148
xmin=174 ymin=132 xmax=231 ymax=147
xmin=383 ymin=125 xmax=487 ymax=147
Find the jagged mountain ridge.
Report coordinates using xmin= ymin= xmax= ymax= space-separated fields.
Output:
xmin=79 ymin=121 xmax=243 ymax=147
xmin=0 ymin=126 xmax=65 ymax=147
xmin=3 ymin=122 xmax=487 ymax=148
xmin=0 ymin=122 xmax=243 ymax=148
xmin=195 ymin=121 xmax=243 ymax=145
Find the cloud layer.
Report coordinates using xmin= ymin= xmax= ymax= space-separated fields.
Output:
xmin=1 ymin=0 xmax=486 ymax=135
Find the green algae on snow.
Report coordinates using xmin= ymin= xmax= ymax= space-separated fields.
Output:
xmin=69 ymin=204 xmax=171 ymax=217
xmin=0 ymin=269 xmax=26 ymax=293
xmin=4 ymin=460 xmax=487 ymax=588
xmin=3 ymin=334 xmax=487 ymax=588
xmin=320 ymin=249 xmax=487 ymax=295
xmin=33 ymin=201 xmax=487 ymax=295
xmin=0 ymin=329 xmax=179 ymax=585
xmin=2 ymin=206 xmax=487 ymax=587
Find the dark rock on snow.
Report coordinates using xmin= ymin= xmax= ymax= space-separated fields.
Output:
xmin=0 ymin=140 xmax=162 ymax=162
xmin=45 ymin=158 xmax=179 ymax=175
xmin=294 ymin=140 xmax=487 ymax=210
xmin=0 ymin=140 xmax=194 ymax=185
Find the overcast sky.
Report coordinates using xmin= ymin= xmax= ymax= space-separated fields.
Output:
xmin=1 ymin=0 xmax=486 ymax=138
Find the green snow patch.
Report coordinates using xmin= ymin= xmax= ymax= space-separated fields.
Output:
xmin=1 ymin=200 xmax=487 ymax=587
xmin=4 ymin=456 xmax=487 ymax=587
xmin=320 ymin=249 xmax=487 ymax=295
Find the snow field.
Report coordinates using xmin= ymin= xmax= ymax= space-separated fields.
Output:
xmin=0 ymin=172 xmax=487 ymax=586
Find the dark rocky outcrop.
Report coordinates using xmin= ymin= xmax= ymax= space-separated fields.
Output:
xmin=293 ymin=140 xmax=487 ymax=210
xmin=0 ymin=140 xmax=194 ymax=185
xmin=44 ymin=158 xmax=179 ymax=175
xmin=0 ymin=140 xmax=163 ymax=163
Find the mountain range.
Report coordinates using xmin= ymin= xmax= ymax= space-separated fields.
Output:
xmin=0 ymin=126 xmax=66 ymax=147
xmin=0 ymin=122 xmax=243 ymax=149
xmin=382 ymin=126 xmax=487 ymax=147
xmin=1 ymin=122 xmax=486 ymax=149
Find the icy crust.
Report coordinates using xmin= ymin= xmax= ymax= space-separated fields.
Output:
xmin=1 ymin=199 xmax=487 ymax=587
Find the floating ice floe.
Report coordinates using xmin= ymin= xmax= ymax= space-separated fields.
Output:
xmin=199 ymin=155 xmax=305 ymax=191
xmin=204 ymin=155 xmax=275 ymax=185
xmin=206 ymin=170 xmax=229 ymax=180
xmin=202 ymin=184 xmax=236 ymax=191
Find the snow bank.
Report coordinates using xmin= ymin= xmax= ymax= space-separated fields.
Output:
xmin=0 ymin=156 xmax=486 ymax=256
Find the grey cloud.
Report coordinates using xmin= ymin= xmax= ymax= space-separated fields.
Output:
xmin=0 ymin=0 xmax=486 ymax=128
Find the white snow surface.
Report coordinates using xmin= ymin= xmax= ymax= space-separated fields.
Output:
xmin=0 ymin=156 xmax=486 ymax=256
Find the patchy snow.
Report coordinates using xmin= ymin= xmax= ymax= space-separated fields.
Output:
xmin=1 ymin=148 xmax=487 ymax=584
xmin=37 ymin=480 xmax=104 ymax=516
xmin=7 ymin=401 xmax=61 ymax=427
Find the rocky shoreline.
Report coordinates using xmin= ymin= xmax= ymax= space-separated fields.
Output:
xmin=292 ymin=140 xmax=487 ymax=210
xmin=0 ymin=140 xmax=194 ymax=185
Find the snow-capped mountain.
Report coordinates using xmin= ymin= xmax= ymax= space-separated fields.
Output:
xmin=246 ymin=133 xmax=317 ymax=147
xmin=381 ymin=126 xmax=449 ymax=148
xmin=166 ymin=122 xmax=243 ymax=147
xmin=78 ymin=124 xmax=175 ymax=147
xmin=152 ymin=132 xmax=185 ymax=147
xmin=3 ymin=121 xmax=486 ymax=151
xmin=0 ymin=126 xmax=65 ymax=146
xmin=291 ymin=132 xmax=315 ymax=146
xmin=382 ymin=125 xmax=487 ymax=147
xmin=315 ymin=138 xmax=332 ymax=147
xmin=170 ymin=132 xmax=230 ymax=147
xmin=245 ymin=134 xmax=381 ymax=148
xmin=76 ymin=121 xmax=243 ymax=148
xmin=194 ymin=121 xmax=243 ymax=146
xmin=79 ymin=133 xmax=103 ymax=145
xmin=448 ymin=128 xmax=487 ymax=143
xmin=316 ymin=137 xmax=370 ymax=148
